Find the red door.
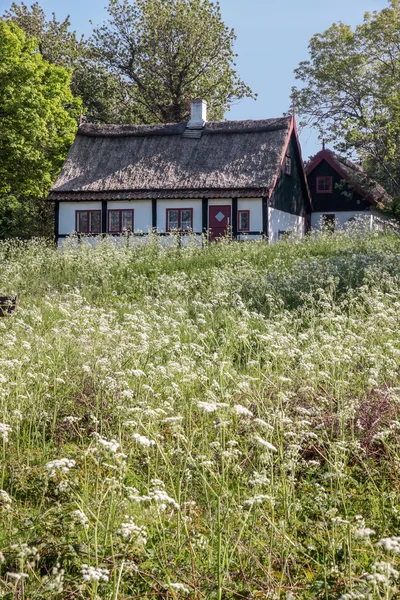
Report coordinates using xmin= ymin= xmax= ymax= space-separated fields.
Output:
xmin=209 ymin=205 xmax=231 ymax=241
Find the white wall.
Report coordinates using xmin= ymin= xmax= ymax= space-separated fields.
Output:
xmin=269 ymin=207 xmax=305 ymax=243
xmin=311 ymin=211 xmax=373 ymax=230
xmin=108 ymin=200 xmax=152 ymax=232
xmin=157 ymin=199 xmax=202 ymax=232
xmin=237 ymin=198 xmax=263 ymax=232
xmin=59 ymin=202 xmax=102 ymax=235
xmin=58 ymin=201 xmax=153 ymax=236
xmin=208 ymin=199 xmax=232 ymax=206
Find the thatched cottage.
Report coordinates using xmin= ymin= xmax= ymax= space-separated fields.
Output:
xmin=50 ymin=100 xmax=312 ymax=243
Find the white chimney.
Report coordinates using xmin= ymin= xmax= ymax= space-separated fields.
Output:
xmin=187 ymin=99 xmax=207 ymax=128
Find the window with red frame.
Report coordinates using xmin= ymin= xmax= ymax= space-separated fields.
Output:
xmin=108 ymin=209 xmax=134 ymax=233
xmin=166 ymin=208 xmax=193 ymax=231
xmin=237 ymin=210 xmax=250 ymax=232
xmin=316 ymin=176 xmax=333 ymax=193
xmin=76 ymin=210 xmax=101 ymax=234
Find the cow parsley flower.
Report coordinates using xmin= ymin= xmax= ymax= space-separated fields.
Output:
xmin=234 ymin=404 xmax=253 ymax=417
xmin=197 ymin=401 xmax=229 ymax=413
xmin=71 ymin=510 xmax=89 ymax=528
xmin=132 ymin=433 xmax=155 ymax=447
xmin=254 ymin=436 xmax=277 ymax=452
xmin=244 ymin=494 xmax=272 ymax=506
xmin=45 ymin=458 xmax=76 ymax=478
xmin=81 ymin=564 xmax=109 ymax=583
xmin=94 ymin=434 xmax=120 ymax=453
xmin=0 ymin=423 xmax=12 ymax=443
xmin=0 ymin=490 xmax=12 ymax=510
xmin=168 ymin=582 xmax=190 ymax=594
xmin=354 ymin=528 xmax=376 ymax=539
xmin=378 ymin=537 xmax=400 ymax=553
xmin=118 ymin=519 xmax=147 ymax=544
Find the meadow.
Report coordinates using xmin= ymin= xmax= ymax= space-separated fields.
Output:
xmin=1 ymin=229 xmax=400 ymax=599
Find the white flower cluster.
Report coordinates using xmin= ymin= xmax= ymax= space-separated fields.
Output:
xmin=0 ymin=423 xmax=12 ymax=443
xmin=117 ymin=518 xmax=147 ymax=544
xmin=45 ymin=458 xmax=76 ymax=478
xmin=354 ymin=528 xmax=376 ymax=539
xmin=197 ymin=401 xmax=229 ymax=413
xmin=43 ymin=563 xmax=65 ymax=593
xmin=378 ymin=536 xmax=400 ymax=553
xmin=234 ymin=404 xmax=253 ymax=417
xmin=81 ymin=564 xmax=109 ymax=583
xmin=132 ymin=433 xmax=155 ymax=447
xmin=254 ymin=436 xmax=277 ymax=452
xmin=168 ymin=582 xmax=190 ymax=594
xmin=244 ymin=494 xmax=272 ymax=506
xmin=93 ymin=434 xmax=120 ymax=453
xmin=71 ymin=509 xmax=89 ymax=528
xmin=0 ymin=490 xmax=12 ymax=510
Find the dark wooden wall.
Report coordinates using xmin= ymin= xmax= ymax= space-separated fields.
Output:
xmin=270 ymin=133 xmax=310 ymax=217
xmin=307 ymin=160 xmax=371 ymax=213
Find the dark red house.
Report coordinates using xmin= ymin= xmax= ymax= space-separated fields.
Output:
xmin=306 ymin=149 xmax=389 ymax=230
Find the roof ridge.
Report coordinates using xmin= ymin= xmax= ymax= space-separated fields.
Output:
xmin=78 ymin=117 xmax=292 ymax=138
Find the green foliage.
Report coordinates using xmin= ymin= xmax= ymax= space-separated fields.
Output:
xmin=1 ymin=232 xmax=400 ymax=598
xmin=91 ymin=0 xmax=255 ymax=123
xmin=0 ymin=21 xmax=80 ymax=238
xmin=3 ymin=1 xmax=125 ymax=124
xmin=292 ymin=0 xmax=400 ymax=201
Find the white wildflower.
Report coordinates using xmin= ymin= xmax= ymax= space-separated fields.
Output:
xmin=244 ymin=494 xmax=272 ymax=506
xmin=71 ymin=510 xmax=89 ymax=528
xmin=118 ymin=519 xmax=147 ymax=544
xmin=234 ymin=404 xmax=253 ymax=417
xmin=81 ymin=564 xmax=109 ymax=583
xmin=0 ymin=490 xmax=12 ymax=510
xmin=150 ymin=489 xmax=180 ymax=510
xmin=132 ymin=433 xmax=155 ymax=447
xmin=197 ymin=401 xmax=229 ymax=413
xmin=254 ymin=436 xmax=277 ymax=452
xmin=168 ymin=582 xmax=190 ymax=594
xmin=0 ymin=423 xmax=12 ymax=443
xmin=253 ymin=418 xmax=274 ymax=430
xmin=378 ymin=537 xmax=400 ymax=553
xmin=45 ymin=458 xmax=76 ymax=478
xmin=354 ymin=528 xmax=376 ymax=539
xmin=6 ymin=573 xmax=29 ymax=581
xmin=94 ymin=435 xmax=120 ymax=453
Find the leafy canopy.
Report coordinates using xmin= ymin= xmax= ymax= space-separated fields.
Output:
xmin=3 ymin=2 xmax=125 ymax=124
xmin=0 ymin=21 xmax=80 ymax=236
xmin=90 ymin=0 xmax=255 ymax=123
xmin=292 ymin=0 xmax=400 ymax=199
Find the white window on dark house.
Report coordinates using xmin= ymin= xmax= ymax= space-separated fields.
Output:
xmin=316 ymin=176 xmax=333 ymax=193
xmin=238 ymin=210 xmax=250 ymax=232
xmin=76 ymin=210 xmax=101 ymax=234
xmin=285 ymin=155 xmax=292 ymax=175
xmin=108 ymin=209 xmax=134 ymax=233
xmin=166 ymin=208 xmax=193 ymax=231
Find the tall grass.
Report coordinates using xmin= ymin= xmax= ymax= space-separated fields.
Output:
xmin=1 ymin=230 xmax=400 ymax=598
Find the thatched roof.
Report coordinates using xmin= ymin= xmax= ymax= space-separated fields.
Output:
xmin=306 ymin=149 xmax=391 ymax=204
xmin=51 ymin=117 xmax=293 ymax=200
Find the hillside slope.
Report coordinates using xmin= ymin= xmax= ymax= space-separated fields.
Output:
xmin=1 ymin=231 xmax=400 ymax=599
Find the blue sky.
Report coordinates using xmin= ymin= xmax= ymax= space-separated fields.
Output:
xmin=0 ymin=0 xmax=389 ymax=158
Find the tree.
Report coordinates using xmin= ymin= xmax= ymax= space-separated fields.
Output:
xmin=2 ymin=2 xmax=123 ymax=124
xmin=0 ymin=21 xmax=80 ymax=237
xmin=292 ymin=0 xmax=400 ymax=202
xmin=90 ymin=0 xmax=255 ymax=124
xmin=3 ymin=1 xmax=82 ymax=68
